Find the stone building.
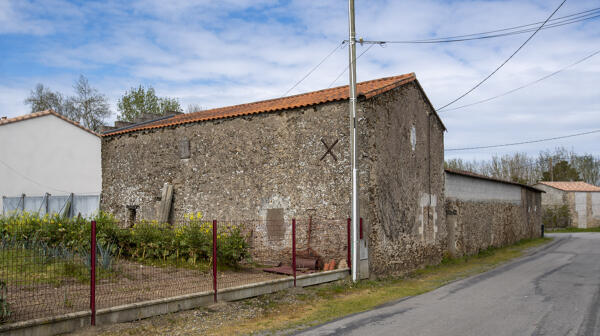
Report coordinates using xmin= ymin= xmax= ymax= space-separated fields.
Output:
xmin=533 ymin=181 xmax=600 ymax=228
xmin=101 ymin=73 xmax=447 ymax=276
xmin=445 ymin=169 xmax=543 ymax=256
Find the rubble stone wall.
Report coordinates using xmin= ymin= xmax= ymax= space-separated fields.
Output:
xmin=445 ymin=172 xmax=542 ymax=257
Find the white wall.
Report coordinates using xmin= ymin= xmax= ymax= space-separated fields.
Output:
xmin=592 ymin=193 xmax=600 ymax=225
xmin=0 ymin=114 xmax=101 ymax=211
xmin=533 ymin=184 xmax=564 ymax=206
xmin=575 ymin=192 xmax=587 ymax=228
xmin=445 ymin=172 xmax=522 ymax=204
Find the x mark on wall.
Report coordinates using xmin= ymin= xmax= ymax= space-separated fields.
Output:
xmin=320 ymin=138 xmax=339 ymax=161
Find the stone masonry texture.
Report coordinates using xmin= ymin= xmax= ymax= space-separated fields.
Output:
xmin=101 ymin=79 xmax=541 ymax=276
xmin=445 ymin=189 xmax=542 ymax=257
xmin=101 ymin=81 xmax=446 ymax=274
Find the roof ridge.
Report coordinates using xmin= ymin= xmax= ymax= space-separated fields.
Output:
xmin=103 ymin=73 xmax=418 ymax=137
xmin=0 ymin=110 xmax=99 ymax=137
xmin=173 ymin=73 xmax=415 ymax=121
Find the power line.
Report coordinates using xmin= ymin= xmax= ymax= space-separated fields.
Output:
xmin=360 ymin=7 xmax=599 ymax=45
xmin=445 ymin=129 xmax=600 ymax=152
xmin=439 ymin=48 xmax=600 ymax=112
xmin=328 ymin=43 xmax=376 ymax=88
xmin=281 ymin=41 xmax=346 ymax=97
xmin=436 ymin=0 xmax=567 ymax=111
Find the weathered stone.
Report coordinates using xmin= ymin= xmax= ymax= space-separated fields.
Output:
xmin=101 ymin=81 xmax=446 ymax=275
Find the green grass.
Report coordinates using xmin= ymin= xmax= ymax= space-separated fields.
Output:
xmin=0 ymin=248 xmax=117 ymax=286
xmin=547 ymin=227 xmax=600 ymax=233
xmin=0 ymin=248 xmax=88 ymax=286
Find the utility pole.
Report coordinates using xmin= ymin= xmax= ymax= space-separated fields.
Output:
xmin=348 ymin=0 xmax=360 ymax=282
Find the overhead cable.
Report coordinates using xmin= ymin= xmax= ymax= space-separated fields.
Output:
xmin=436 ymin=0 xmax=568 ymax=111
xmin=360 ymin=7 xmax=598 ymax=45
xmin=328 ymin=43 xmax=376 ymax=88
xmin=282 ymin=41 xmax=346 ymax=97
xmin=440 ymin=49 xmax=600 ymax=112
xmin=445 ymin=129 xmax=600 ymax=152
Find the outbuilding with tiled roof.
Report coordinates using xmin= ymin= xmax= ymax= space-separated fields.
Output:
xmin=534 ymin=181 xmax=600 ymax=228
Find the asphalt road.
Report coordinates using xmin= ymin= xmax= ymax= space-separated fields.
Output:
xmin=297 ymin=233 xmax=600 ymax=336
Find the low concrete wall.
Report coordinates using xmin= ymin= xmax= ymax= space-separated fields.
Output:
xmin=0 ymin=269 xmax=349 ymax=336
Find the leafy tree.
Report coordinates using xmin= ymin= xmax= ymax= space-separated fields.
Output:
xmin=24 ymin=76 xmax=111 ymax=132
xmin=24 ymin=84 xmax=67 ymax=115
xmin=117 ymin=86 xmax=182 ymax=122
xmin=542 ymin=160 xmax=580 ymax=181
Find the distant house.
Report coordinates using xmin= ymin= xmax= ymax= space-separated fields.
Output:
xmin=0 ymin=110 xmax=102 ymax=217
xmin=533 ymin=181 xmax=600 ymax=228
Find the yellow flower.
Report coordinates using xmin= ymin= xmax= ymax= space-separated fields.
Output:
xmin=196 ymin=211 xmax=203 ymax=219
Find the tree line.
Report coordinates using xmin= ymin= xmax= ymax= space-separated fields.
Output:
xmin=24 ymin=75 xmax=203 ymax=132
xmin=445 ymin=147 xmax=600 ymax=186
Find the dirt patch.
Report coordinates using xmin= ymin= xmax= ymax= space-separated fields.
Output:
xmin=4 ymin=260 xmax=286 ymax=323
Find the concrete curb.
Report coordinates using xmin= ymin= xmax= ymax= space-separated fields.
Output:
xmin=0 ymin=269 xmax=349 ymax=336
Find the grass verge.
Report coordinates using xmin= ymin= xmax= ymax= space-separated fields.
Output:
xmin=547 ymin=227 xmax=600 ymax=233
xmin=210 ymin=237 xmax=551 ymax=335
xmin=93 ymin=237 xmax=551 ymax=336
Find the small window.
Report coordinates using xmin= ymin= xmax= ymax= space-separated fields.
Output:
xmin=410 ymin=125 xmax=416 ymax=151
xmin=266 ymin=208 xmax=285 ymax=240
xmin=180 ymin=139 xmax=191 ymax=159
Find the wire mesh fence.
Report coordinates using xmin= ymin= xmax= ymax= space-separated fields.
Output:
xmin=0 ymin=214 xmax=350 ymax=325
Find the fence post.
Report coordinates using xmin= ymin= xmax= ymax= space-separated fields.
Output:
xmin=212 ymin=220 xmax=217 ymax=303
xmin=541 ymin=224 xmax=545 ymax=238
xmin=292 ymin=219 xmax=296 ymax=287
xmin=347 ymin=218 xmax=351 ymax=272
xmin=90 ymin=220 xmax=96 ymax=326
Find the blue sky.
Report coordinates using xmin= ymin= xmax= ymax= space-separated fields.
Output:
xmin=1 ymin=0 xmax=599 ymax=161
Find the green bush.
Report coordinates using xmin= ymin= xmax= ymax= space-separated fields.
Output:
xmin=0 ymin=211 xmax=251 ymax=269
xmin=542 ymin=205 xmax=571 ymax=228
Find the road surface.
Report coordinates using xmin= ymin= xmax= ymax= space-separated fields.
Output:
xmin=297 ymin=233 xmax=600 ymax=336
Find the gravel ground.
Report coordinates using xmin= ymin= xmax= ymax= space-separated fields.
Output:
xmin=71 ymin=286 xmax=315 ymax=336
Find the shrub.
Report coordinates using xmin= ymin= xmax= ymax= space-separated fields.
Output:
xmin=0 ymin=211 xmax=251 ymax=269
xmin=543 ymin=205 xmax=571 ymax=228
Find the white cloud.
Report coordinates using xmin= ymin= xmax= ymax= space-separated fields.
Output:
xmin=1 ymin=0 xmax=599 ymax=159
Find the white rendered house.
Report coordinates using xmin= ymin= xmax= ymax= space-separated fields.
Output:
xmin=0 ymin=110 xmax=101 ymax=216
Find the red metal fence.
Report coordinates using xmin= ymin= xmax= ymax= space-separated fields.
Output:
xmin=0 ymin=216 xmax=351 ymax=325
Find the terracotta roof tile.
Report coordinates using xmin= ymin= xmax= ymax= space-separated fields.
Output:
xmin=537 ymin=181 xmax=600 ymax=192
xmin=0 ymin=110 xmax=99 ymax=137
xmin=103 ymin=73 xmax=422 ymax=137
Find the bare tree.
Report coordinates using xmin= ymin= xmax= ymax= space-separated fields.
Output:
xmin=186 ymin=104 xmax=203 ymax=114
xmin=24 ymin=76 xmax=111 ymax=132
xmin=65 ymin=76 xmax=112 ymax=132
xmin=24 ymin=84 xmax=67 ymax=115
